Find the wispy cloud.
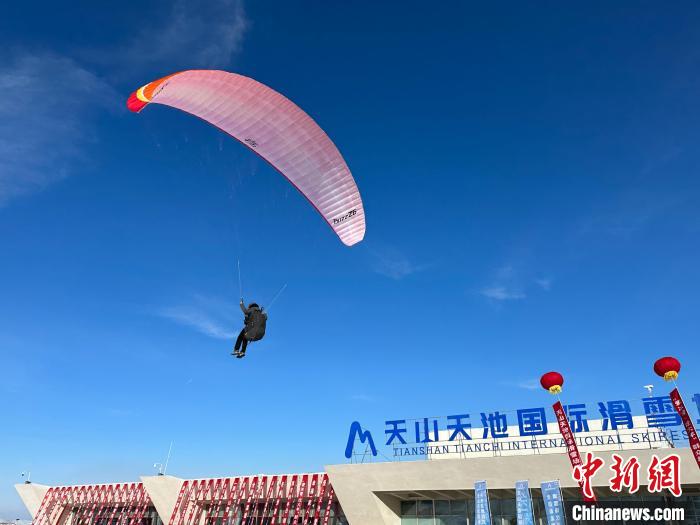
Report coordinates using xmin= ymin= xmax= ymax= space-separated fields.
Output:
xmin=480 ymin=265 xmax=526 ymax=301
xmin=535 ymin=278 xmax=552 ymax=291
xmin=0 ymin=53 xmax=118 ymax=205
xmin=479 ymin=265 xmax=552 ymax=302
xmin=579 ymin=188 xmax=686 ymax=237
xmin=370 ymin=246 xmax=430 ymax=280
xmin=348 ymin=393 xmax=374 ymax=402
xmin=116 ymin=0 xmax=247 ymax=72
xmin=156 ymin=295 xmax=237 ymax=340
xmin=499 ymin=378 xmax=541 ymax=391
xmin=480 ymin=286 xmax=526 ymax=301
xmin=1 ymin=1 xmax=249 ymax=206
xmin=515 ymin=378 xmax=541 ymax=391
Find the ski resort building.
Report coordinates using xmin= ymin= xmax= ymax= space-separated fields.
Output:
xmin=14 ymin=447 xmax=700 ymax=525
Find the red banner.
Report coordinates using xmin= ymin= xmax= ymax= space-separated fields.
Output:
xmin=270 ymin=475 xmax=287 ymax=524
xmin=322 ymin=487 xmax=335 ymax=525
xmin=302 ymin=474 xmax=318 ymax=525
xmin=281 ymin=475 xmax=298 ymax=524
xmin=260 ymin=476 xmax=277 ymax=522
xmin=312 ymin=475 xmax=329 ymax=525
xmin=552 ymin=400 xmax=596 ymax=502
xmin=670 ymin=387 xmax=700 ymax=469
xmin=292 ymin=475 xmax=308 ymax=523
xmin=241 ymin=476 xmax=260 ymax=521
xmin=221 ymin=478 xmax=241 ymax=525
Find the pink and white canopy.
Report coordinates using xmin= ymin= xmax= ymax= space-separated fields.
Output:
xmin=127 ymin=70 xmax=365 ymax=246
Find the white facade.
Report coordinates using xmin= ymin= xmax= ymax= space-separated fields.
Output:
xmin=15 ymin=448 xmax=700 ymax=525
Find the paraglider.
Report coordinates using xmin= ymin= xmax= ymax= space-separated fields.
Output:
xmin=126 ymin=69 xmax=366 ymax=246
xmin=127 ymin=70 xmax=364 ymax=360
xmin=233 ymin=299 xmax=267 ymax=359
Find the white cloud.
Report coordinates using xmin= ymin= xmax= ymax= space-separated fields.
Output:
xmin=370 ymin=246 xmax=429 ymax=280
xmin=480 ymin=286 xmax=526 ymax=301
xmin=118 ymin=0 xmax=248 ymax=71
xmin=499 ymin=378 xmax=541 ymax=391
xmin=516 ymin=378 xmax=541 ymax=391
xmin=480 ymin=264 xmax=553 ymax=302
xmin=535 ymin=278 xmax=552 ymax=291
xmin=156 ymin=295 xmax=237 ymax=340
xmin=348 ymin=393 xmax=374 ymax=402
xmin=480 ymin=265 xmax=526 ymax=301
xmin=0 ymin=53 xmax=118 ymax=205
xmin=0 ymin=1 xmax=249 ymax=206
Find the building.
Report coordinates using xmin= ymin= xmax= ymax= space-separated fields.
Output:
xmin=16 ymin=393 xmax=700 ymax=525
xmin=15 ymin=446 xmax=700 ymax=525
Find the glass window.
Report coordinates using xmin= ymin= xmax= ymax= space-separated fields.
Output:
xmin=417 ymin=501 xmax=434 ymax=517
xmin=434 ymin=501 xmax=450 ymax=516
xmin=500 ymin=498 xmax=515 ymax=515
xmin=438 ymin=516 xmax=467 ymax=525
xmin=450 ymin=500 xmax=467 ymax=515
xmin=417 ymin=519 xmax=434 ymax=525
xmin=401 ymin=501 xmax=417 ymax=517
xmin=488 ymin=498 xmax=500 ymax=516
xmin=400 ymin=519 xmax=417 ymax=525
xmin=531 ymin=497 xmax=545 ymax=522
xmin=465 ymin=499 xmax=474 ymax=519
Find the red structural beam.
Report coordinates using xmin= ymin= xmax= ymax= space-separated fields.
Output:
xmin=166 ymin=474 xmax=334 ymax=525
xmin=32 ymin=483 xmax=152 ymax=525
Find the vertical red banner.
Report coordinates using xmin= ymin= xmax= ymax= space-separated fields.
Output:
xmin=241 ymin=476 xmax=259 ymax=521
xmin=270 ymin=475 xmax=287 ymax=524
xmin=552 ymin=400 xmax=596 ymax=502
xmin=292 ymin=474 xmax=308 ymax=523
xmin=260 ymin=475 xmax=277 ymax=522
xmin=312 ymin=475 xmax=329 ymax=525
xmin=281 ymin=475 xmax=299 ymax=524
xmin=221 ymin=478 xmax=240 ymax=525
xmin=670 ymin=387 xmax=700 ymax=469
xmin=321 ymin=488 xmax=335 ymax=525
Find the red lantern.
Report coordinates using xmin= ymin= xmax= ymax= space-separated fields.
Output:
xmin=654 ymin=356 xmax=681 ymax=382
xmin=540 ymin=371 xmax=564 ymax=394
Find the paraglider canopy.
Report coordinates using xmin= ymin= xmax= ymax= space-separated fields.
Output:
xmin=127 ymin=70 xmax=365 ymax=246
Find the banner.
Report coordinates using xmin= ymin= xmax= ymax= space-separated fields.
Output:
xmin=474 ymin=480 xmax=491 ymax=525
xmin=515 ymin=480 xmax=534 ymax=525
xmin=670 ymin=387 xmax=700 ymax=469
xmin=541 ymin=480 xmax=565 ymax=525
xmin=552 ymin=400 xmax=596 ymax=502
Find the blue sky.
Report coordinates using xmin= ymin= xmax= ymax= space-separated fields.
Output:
xmin=2 ymin=0 xmax=700 ymax=518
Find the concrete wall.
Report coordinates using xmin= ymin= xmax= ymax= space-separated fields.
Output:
xmin=140 ymin=476 xmax=185 ymax=523
xmin=326 ymin=449 xmax=700 ymax=525
xmin=16 ymin=451 xmax=700 ymax=525
xmin=14 ymin=483 xmax=50 ymax=518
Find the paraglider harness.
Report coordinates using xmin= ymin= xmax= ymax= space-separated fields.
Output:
xmin=243 ymin=303 xmax=267 ymax=342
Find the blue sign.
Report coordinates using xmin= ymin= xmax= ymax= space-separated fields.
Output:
xmin=515 ymin=480 xmax=534 ymax=525
xmin=541 ymin=480 xmax=565 ymax=525
xmin=343 ymin=392 xmax=700 ymax=459
xmin=474 ymin=480 xmax=491 ymax=525
xmin=344 ymin=421 xmax=376 ymax=459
